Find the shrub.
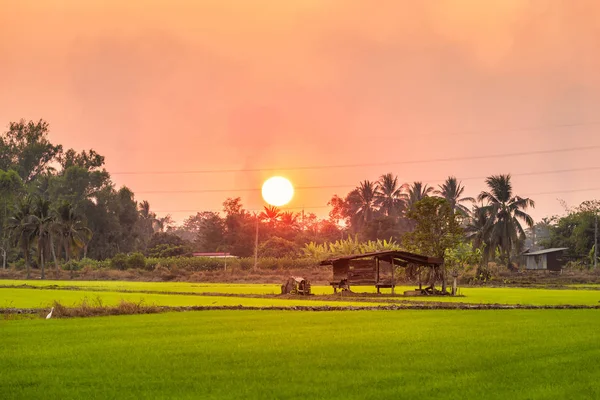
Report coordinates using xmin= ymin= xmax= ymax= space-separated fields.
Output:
xmin=62 ymin=260 xmax=82 ymax=271
xmin=127 ymin=253 xmax=146 ymax=269
xmin=258 ymin=237 xmax=299 ymax=258
xmin=110 ymin=253 xmax=128 ymax=270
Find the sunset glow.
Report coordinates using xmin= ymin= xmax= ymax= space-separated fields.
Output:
xmin=262 ymin=177 xmax=294 ymax=207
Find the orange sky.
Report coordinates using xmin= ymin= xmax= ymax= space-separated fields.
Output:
xmin=1 ymin=1 xmax=599 ymax=223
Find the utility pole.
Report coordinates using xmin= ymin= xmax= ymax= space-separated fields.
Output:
xmin=594 ymin=210 xmax=598 ymax=269
xmin=253 ymin=213 xmax=259 ymax=271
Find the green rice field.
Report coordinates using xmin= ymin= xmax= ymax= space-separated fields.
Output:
xmin=2 ymin=279 xmax=600 ymax=308
xmin=2 ymin=310 xmax=600 ymax=399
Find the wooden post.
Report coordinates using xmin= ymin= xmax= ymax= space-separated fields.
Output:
xmin=391 ymin=258 xmax=395 ymax=295
xmin=376 ymin=257 xmax=380 ymax=294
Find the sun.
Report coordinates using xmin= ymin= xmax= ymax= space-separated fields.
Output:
xmin=262 ymin=176 xmax=294 ymax=207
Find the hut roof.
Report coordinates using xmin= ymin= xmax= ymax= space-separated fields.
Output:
xmin=320 ymin=250 xmax=443 ymax=267
xmin=522 ymin=248 xmax=568 ymax=256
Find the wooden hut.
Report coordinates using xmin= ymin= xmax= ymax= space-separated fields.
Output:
xmin=320 ymin=251 xmax=443 ymax=294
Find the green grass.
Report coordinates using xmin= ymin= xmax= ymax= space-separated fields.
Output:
xmin=0 ymin=288 xmax=386 ymax=309
xmin=2 ymin=279 xmax=600 ymax=306
xmin=2 ymin=310 xmax=600 ymax=399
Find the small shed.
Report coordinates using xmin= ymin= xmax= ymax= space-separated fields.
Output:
xmin=320 ymin=250 xmax=443 ymax=294
xmin=522 ymin=248 xmax=568 ymax=271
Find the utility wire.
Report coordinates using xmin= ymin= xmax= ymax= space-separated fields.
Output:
xmin=112 ymin=144 xmax=600 ymax=175
xmin=136 ymin=165 xmax=600 ymax=194
xmin=152 ymin=186 xmax=600 ymax=214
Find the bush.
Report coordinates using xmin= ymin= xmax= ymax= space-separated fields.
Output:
xmin=127 ymin=253 xmax=146 ymax=269
xmin=258 ymin=237 xmax=299 ymax=258
xmin=110 ymin=254 xmax=128 ymax=270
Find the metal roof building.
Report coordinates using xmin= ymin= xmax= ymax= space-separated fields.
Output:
xmin=522 ymin=248 xmax=568 ymax=271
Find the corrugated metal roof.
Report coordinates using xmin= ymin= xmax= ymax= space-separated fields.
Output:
xmin=522 ymin=248 xmax=568 ymax=256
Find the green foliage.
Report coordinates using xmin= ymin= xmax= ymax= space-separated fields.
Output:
xmin=110 ymin=253 xmax=128 ymax=270
xmin=444 ymin=242 xmax=483 ymax=274
xmin=477 ymin=174 xmax=535 ymax=265
xmin=404 ymin=197 xmax=463 ymax=258
xmin=258 ymin=236 xmax=298 ymax=258
xmin=302 ymin=236 xmax=402 ymax=259
xmin=543 ymin=201 xmax=599 ymax=265
xmin=127 ymin=252 xmax=146 ymax=269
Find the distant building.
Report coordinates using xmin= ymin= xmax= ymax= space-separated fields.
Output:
xmin=192 ymin=252 xmax=235 ymax=258
xmin=522 ymin=248 xmax=568 ymax=271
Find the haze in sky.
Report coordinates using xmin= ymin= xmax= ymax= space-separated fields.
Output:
xmin=1 ymin=0 xmax=599 ymax=222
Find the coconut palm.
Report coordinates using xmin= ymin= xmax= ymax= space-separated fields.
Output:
xmin=407 ymin=181 xmax=434 ymax=209
xmin=138 ymin=200 xmax=157 ymax=233
xmin=375 ymin=173 xmax=408 ymax=217
xmin=7 ymin=197 xmax=35 ymax=279
xmin=259 ymin=205 xmax=281 ymax=227
xmin=279 ymin=211 xmax=299 ymax=229
xmin=477 ymin=174 xmax=535 ymax=265
xmin=30 ymin=197 xmax=54 ymax=280
xmin=55 ymin=201 xmax=92 ymax=278
xmin=347 ymin=180 xmax=378 ymax=226
xmin=465 ymin=205 xmax=493 ymax=262
xmin=153 ymin=215 xmax=174 ymax=232
xmin=434 ymin=176 xmax=475 ymax=216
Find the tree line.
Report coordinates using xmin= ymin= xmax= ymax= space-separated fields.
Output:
xmin=1 ymin=119 xmax=597 ymax=278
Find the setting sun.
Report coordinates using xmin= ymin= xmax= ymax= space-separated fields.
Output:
xmin=261 ymin=176 xmax=294 ymax=207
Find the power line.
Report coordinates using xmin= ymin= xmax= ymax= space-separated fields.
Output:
xmin=112 ymin=144 xmax=600 ymax=175
xmin=370 ymin=121 xmax=600 ymax=140
xmin=135 ymin=165 xmax=600 ymax=194
xmin=152 ymin=186 xmax=600 ymax=214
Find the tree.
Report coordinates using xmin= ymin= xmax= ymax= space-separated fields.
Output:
xmin=375 ymin=173 xmax=407 ymax=217
xmin=147 ymin=232 xmax=191 ymax=257
xmin=434 ymin=176 xmax=474 ymax=216
xmin=407 ymin=181 xmax=434 ymax=210
xmin=259 ymin=205 xmax=281 ymax=227
xmin=464 ymin=206 xmax=493 ymax=262
xmin=0 ymin=119 xmax=63 ymax=183
xmin=541 ymin=200 xmax=600 ymax=264
xmin=258 ymin=236 xmax=299 ymax=258
xmin=7 ymin=197 xmax=35 ymax=278
xmin=30 ymin=197 xmax=54 ymax=279
xmin=0 ymin=169 xmax=23 ymax=268
xmin=54 ymin=201 xmax=92 ymax=277
xmin=404 ymin=197 xmax=463 ymax=292
xmin=347 ymin=180 xmax=378 ymax=228
xmin=153 ymin=215 xmax=174 ymax=233
xmin=477 ymin=174 xmax=535 ymax=267
xmin=194 ymin=212 xmax=225 ymax=252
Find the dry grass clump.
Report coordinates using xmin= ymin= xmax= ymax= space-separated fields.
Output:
xmin=39 ymin=298 xmax=163 ymax=318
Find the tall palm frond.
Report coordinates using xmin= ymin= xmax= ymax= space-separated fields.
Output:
xmin=477 ymin=174 xmax=535 ymax=265
xmin=375 ymin=173 xmax=408 ymax=217
xmin=434 ymin=176 xmax=475 ymax=216
xmin=407 ymin=181 xmax=434 ymax=209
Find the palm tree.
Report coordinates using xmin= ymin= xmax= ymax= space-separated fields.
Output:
xmin=30 ymin=197 xmax=54 ymax=280
xmin=465 ymin=205 xmax=493 ymax=262
xmin=259 ymin=205 xmax=281 ymax=227
xmin=7 ymin=197 xmax=35 ymax=279
xmin=375 ymin=173 xmax=408 ymax=217
xmin=407 ymin=182 xmax=434 ymax=209
xmin=55 ymin=201 xmax=92 ymax=278
xmin=280 ymin=211 xmax=299 ymax=229
xmin=434 ymin=176 xmax=475 ymax=216
xmin=477 ymin=174 xmax=535 ymax=265
xmin=347 ymin=180 xmax=378 ymax=227
xmin=154 ymin=215 xmax=174 ymax=232
xmin=138 ymin=200 xmax=157 ymax=233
